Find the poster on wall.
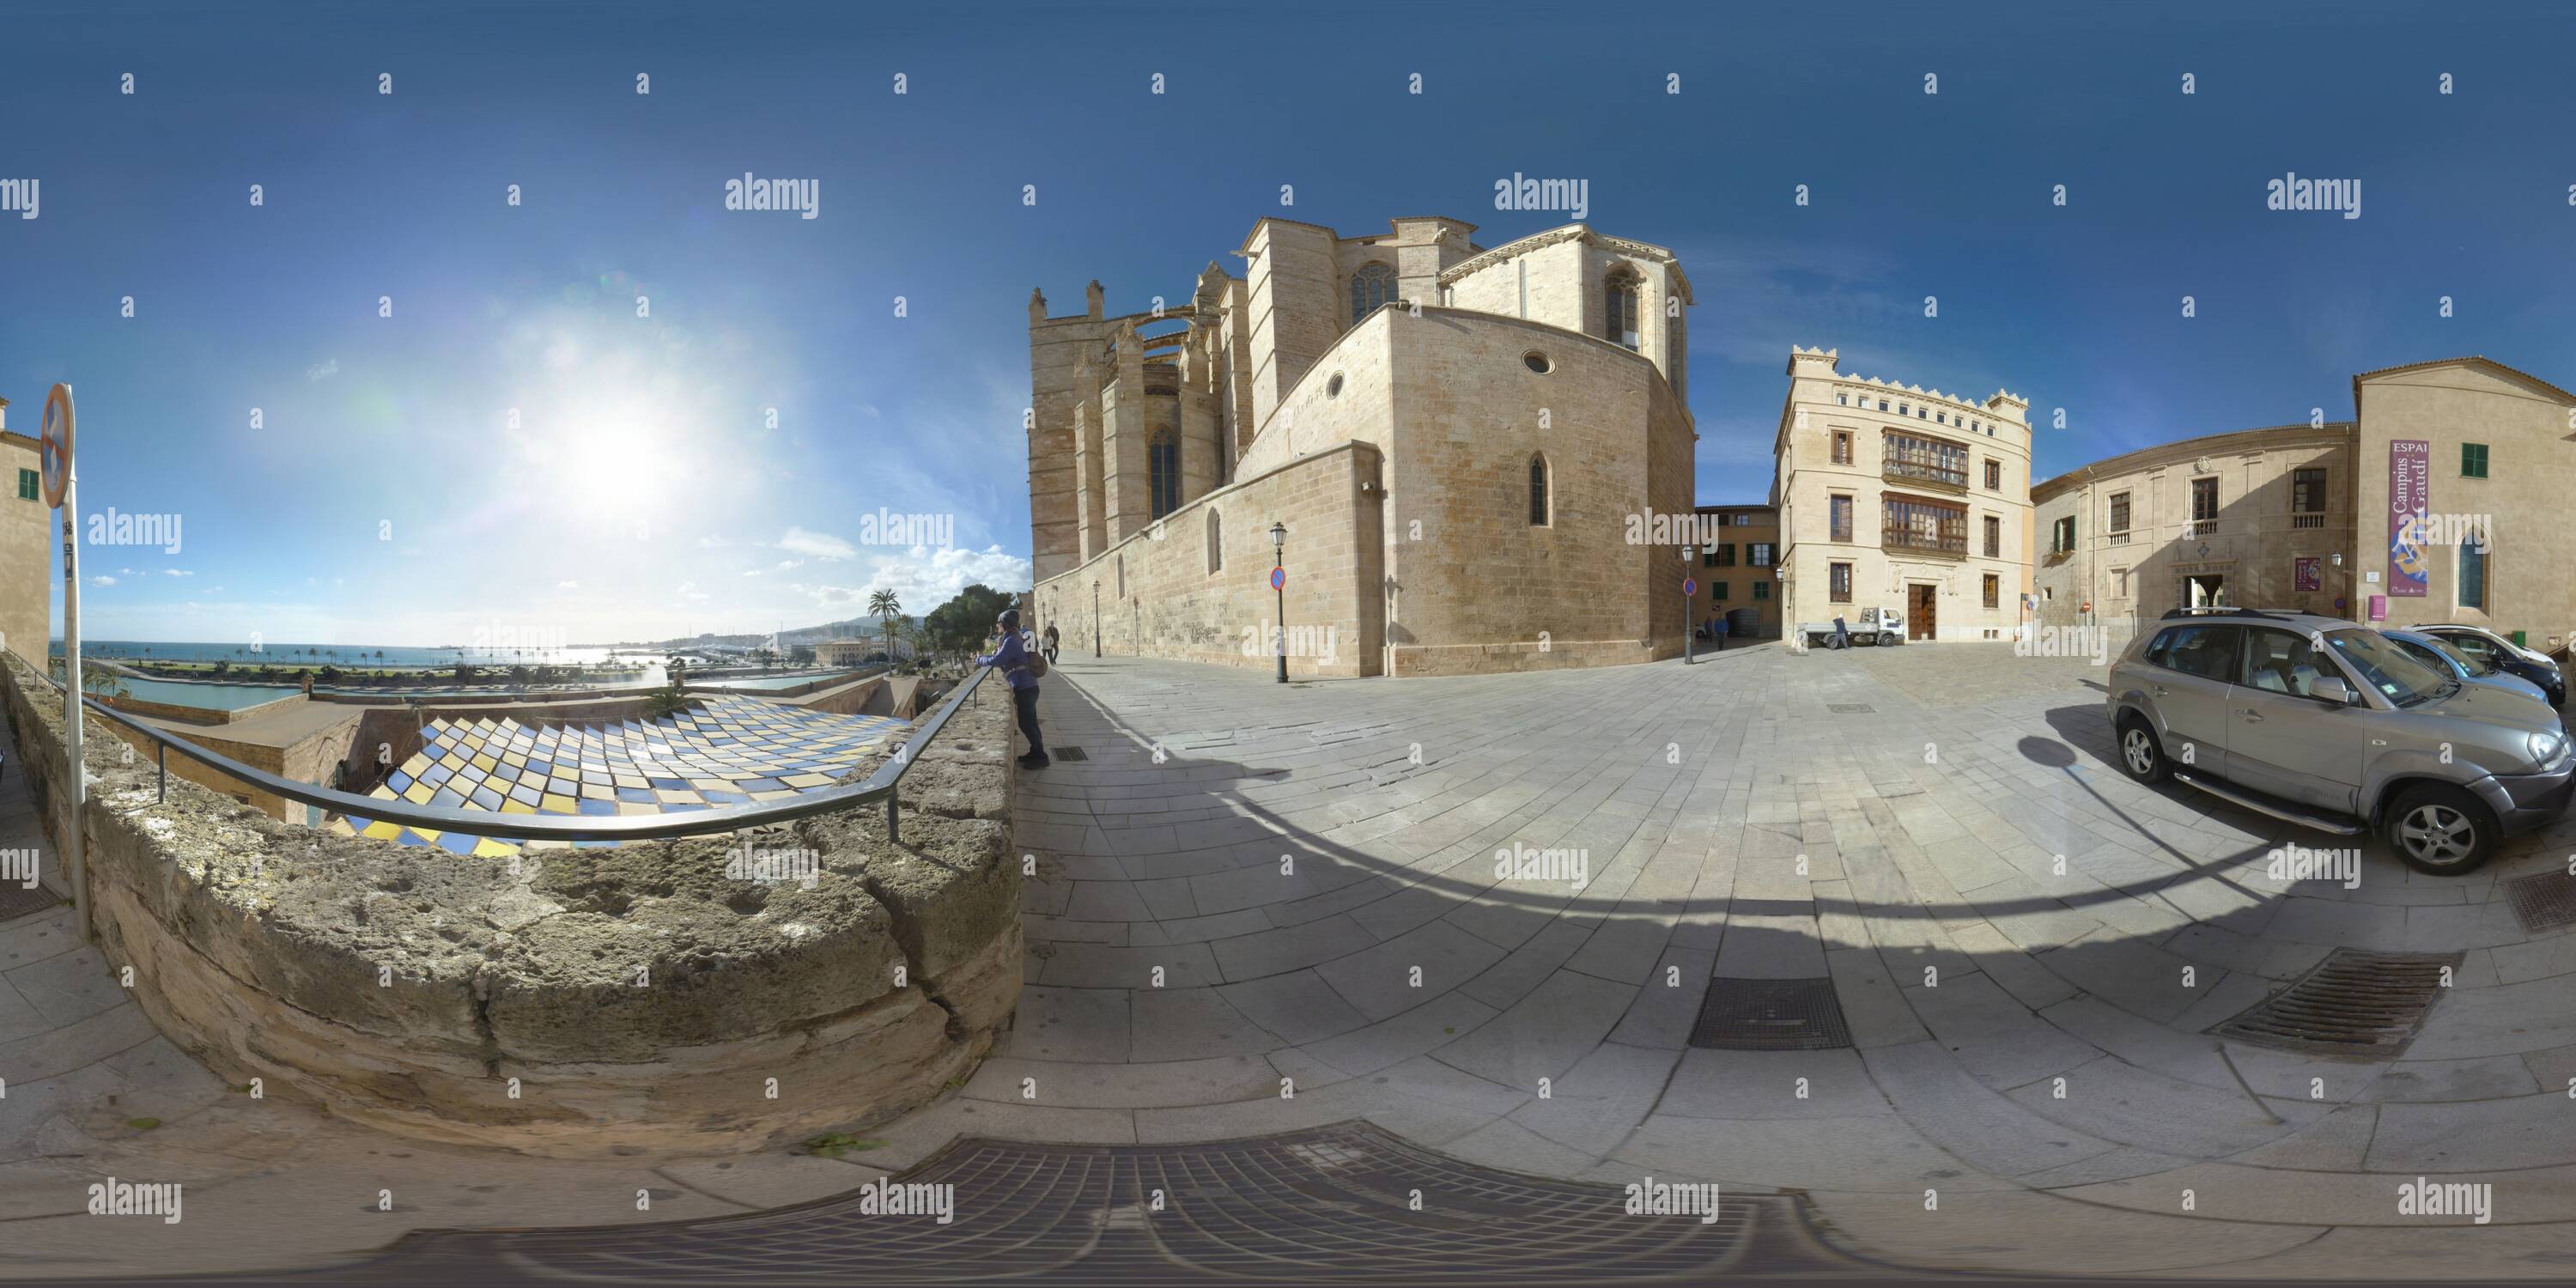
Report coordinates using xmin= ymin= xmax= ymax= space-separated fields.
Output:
xmin=2294 ymin=556 xmax=2322 ymax=592
xmin=2387 ymin=439 xmax=2431 ymax=598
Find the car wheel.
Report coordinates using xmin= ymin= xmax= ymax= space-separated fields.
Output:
xmin=2384 ymin=783 xmax=2499 ymax=875
xmin=2116 ymin=714 xmax=2169 ymax=784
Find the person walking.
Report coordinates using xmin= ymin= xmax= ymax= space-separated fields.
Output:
xmin=1042 ymin=623 xmax=1060 ymax=665
xmin=977 ymin=609 xmax=1048 ymax=769
xmin=1711 ymin=613 xmax=1728 ymax=653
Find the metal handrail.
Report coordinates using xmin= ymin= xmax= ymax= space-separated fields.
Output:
xmin=32 ymin=665 xmax=991 ymax=845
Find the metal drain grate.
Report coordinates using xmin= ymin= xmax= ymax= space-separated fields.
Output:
xmin=2502 ymin=872 xmax=2576 ymax=933
xmin=1051 ymin=746 xmax=1089 ymax=762
xmin=1690 ymin=977 xmax=1854 ymax=1050
xmin=1826 ymin=704 xmax=1875 ymax=714
xmin=2211 ymin=949 xmax=2461 ymax=1060
xmin=0 ymin=881 xmax=60 ymax=924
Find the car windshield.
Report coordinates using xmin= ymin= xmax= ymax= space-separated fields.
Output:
xmin=2327 ymin=629 xmax=2453 ymax=707
xmin=2422 ymin=635 xmax=2494 ymax=676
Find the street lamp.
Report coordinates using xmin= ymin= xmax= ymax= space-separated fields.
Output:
xmin=1681 ymin=545 xmax=1697 ymax=665
xmin=1092 ymin=579 xmax=1102 ymax=659
xmin=1271 ymin=521 xmax=1289 ymax=683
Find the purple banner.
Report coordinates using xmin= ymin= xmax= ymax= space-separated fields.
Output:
xmin=2387 ymin=440 xmax=2430 ymax=598
xmin=2294 ymin=556 xmax=2321 ymax=592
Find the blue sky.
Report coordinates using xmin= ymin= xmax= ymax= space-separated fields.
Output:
xmin=4 ymin=0 xmax=2572 ymax=645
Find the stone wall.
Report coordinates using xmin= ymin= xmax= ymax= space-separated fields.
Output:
xmin=1030 ymin=442 xmax=1384 ymax=677
xmin=0 ymin=652 xmax=1023 ymax=1158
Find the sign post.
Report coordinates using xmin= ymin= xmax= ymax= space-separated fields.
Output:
xmin=40 ymin=384 xmax=87 ymax=944
xmin=1681 ymin=562 xmax=1698 ymax=665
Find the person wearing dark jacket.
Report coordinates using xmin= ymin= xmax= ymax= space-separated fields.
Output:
xmin=977 ymin=609 xmax=1048 ymax=769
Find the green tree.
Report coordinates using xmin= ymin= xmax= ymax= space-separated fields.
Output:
xmin=923 ymin=584 xmax=1018 ymax=658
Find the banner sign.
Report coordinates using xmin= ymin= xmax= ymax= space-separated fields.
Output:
xmin=2293 ymin=556 xmax=2322 ymax=592
xmin=2387 ymin=440 xmax=2430 ymax=598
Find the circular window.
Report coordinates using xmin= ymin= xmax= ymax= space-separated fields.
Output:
xmin=1523 ymin=351 xmax=1552 ymax=374
xmin=1326 ymin=373 xmax=1345 ymax=398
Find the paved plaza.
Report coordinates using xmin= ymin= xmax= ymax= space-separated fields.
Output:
xmin=958 ymin=642 xmax=2576 ymax=1277
xmin=5 ymin=643 xmax=2576 ymax=1277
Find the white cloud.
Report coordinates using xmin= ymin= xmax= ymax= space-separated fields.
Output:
xmin=89 ymin=574 xmax=116 ymax=586
xmin=775 ymin=559 xmax=804 ymax=571
xmin=307 ymin=358 xmax=339 ymax=382
xmin=163 ymin=568 xmax=192 ymax=577
xmin=777 ymin=526 xmax=857 ymax=561
xmin=556 ymin=580 xmax=580 ymax=589
xmin=696 ymin=535 xmax=729 ymax=549
xmin=674 ymin=580 xmax=696 ymax=593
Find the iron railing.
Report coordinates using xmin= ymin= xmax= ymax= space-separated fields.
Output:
xmin=34 ymin=665 xmax=992 ymax=846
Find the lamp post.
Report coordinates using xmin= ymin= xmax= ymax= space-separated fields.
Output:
xmin=1681 ymin=545 xmax=1697 ymax=665
xmin=1271 ymin=521 xmax=1288 ymax=683
xmin=1092 ymin=578 xmax=1102 ymax=659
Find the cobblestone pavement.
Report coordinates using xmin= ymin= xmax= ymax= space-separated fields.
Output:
xmin=9 ymin=644 xmax=2576 ymax=1279
xmin=945 ymin=642 xmax=2576 ymax=1279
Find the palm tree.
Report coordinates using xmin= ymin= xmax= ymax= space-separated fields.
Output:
xmin=868 ymin=590 xmax=902 ymax=661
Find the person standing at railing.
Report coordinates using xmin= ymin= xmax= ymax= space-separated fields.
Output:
xmin=977 ymin=609 xmax=1048 ymax=770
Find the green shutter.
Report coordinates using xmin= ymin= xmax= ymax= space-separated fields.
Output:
xmin=15 ymin=469 xmax=34 ymax=501
xmin=2461 ymin=443 xmax=2488 ymax=478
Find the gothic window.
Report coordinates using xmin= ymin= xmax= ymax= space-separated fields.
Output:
xmin=1605 ymin=267 xmax=1642 ymax=350
xmin=1528 ymin=453 xmax=1552 ymax=526
xmin=1148 ymin=428 xmax=1180 ymax=518
xmin=1349 ymin=263 xmax=1397 ymax=325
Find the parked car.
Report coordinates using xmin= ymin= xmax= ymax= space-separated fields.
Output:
xmin=2107 ymin=609 xmax=2573 ymax=874
xmin=2414 ymin=624 xmax=2565 ymax=708
xmin=2382 ymin=628 xmax=2551 ymax=705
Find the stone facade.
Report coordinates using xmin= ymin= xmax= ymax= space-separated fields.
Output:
xmin=1773 ymin=348 xmax=2034 ymax=642
xmin=1026 ymin=217 xmax=1698 ymax=677
xmin=0 ymin=401 xmax=50 ymax=671
xmin=2032 ymin=425 xmax=2357 ymax=640
xmin=2032 ymin=355 xmax=2576 ymax=655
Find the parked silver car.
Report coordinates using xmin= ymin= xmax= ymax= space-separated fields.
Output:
xmin=2106 ymin=609 xmax=2574 ymax=873
xmin=2382 ymin=628 xmax=2549 ymax=705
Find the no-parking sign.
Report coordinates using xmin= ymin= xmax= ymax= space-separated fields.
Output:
xmin=1269 ymin=567 xmax=1286 ymax=592
xmin=1682 ymin=578 xmax=1698 ymax=598
xmin=39 ymin=384 xmax=73 ymax=507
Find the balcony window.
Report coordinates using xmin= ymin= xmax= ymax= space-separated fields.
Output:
xmin=1984 ymin=459 xmax=2001 ymax=489
xmin=2109 ymin=491 xmax=2131 ymax=533
xmin=2050 ymin=514 xmax=2076 ymax=554
xmin=1983 ymin=514 xmax=2000 ymax=558
xmin=1882 ymin=495 xmax=1967 ymax=556
xmin=1829 ymin=495 xmax=1853 ymax=542
xmin=2188 ymin=476 xmax=2219 ymax=537
xmin=1883 ymin=431 xmax=1969 ymax=489
xmin=1832 ymin=430 xmax=1852 ymax=465
xmin=1708 ymin=543 xmax=1735 ymax=568
xmin=1983 ymin=574 xmax=1999 ymax=609
xmin=1829 ymin=562 xmax=1853 ymax=603
xmin=1748 ymin=542 xmax=1775 ymax=567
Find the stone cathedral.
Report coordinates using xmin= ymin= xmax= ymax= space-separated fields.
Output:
xmin=1025 ymin=216 xmax=1698 ymax=677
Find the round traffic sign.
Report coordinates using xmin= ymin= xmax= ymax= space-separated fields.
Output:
xmin=1268 ymin=566 xmax=1286 ymax=592
xmin=1682 ymin=578 xmax=1698 ymax=598
xmin=39 ymin=384 xmax=73 ymax=507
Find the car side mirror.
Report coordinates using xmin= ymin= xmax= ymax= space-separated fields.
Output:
xmin=2310 ymin=676 xmax=2354 ymax=707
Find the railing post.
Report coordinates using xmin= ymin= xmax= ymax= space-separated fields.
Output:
xmin=885 ymin=794 xmax=901 ymax=845
xmin=155 ymin=741 xmax=165 ymax=804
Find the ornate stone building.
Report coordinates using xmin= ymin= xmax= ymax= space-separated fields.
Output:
xmin=1772 ymin=348 xmax=2036 ymax=642
xmin=1024 ymin=216 xmax=1698 ymax=677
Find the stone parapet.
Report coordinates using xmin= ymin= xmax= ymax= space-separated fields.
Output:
xmin=0 ymin=653 xmax=1023 ymax=1158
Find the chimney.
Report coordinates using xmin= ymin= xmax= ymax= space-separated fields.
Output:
xmin=1084 ymin=280 xmax=1104 ymax=320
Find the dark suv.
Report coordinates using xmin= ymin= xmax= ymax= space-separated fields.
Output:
xmin=2107 ymin=609 xmax=2573 ymax=873
xmin=2415 ymin=624 xmax=2565 ymax=708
